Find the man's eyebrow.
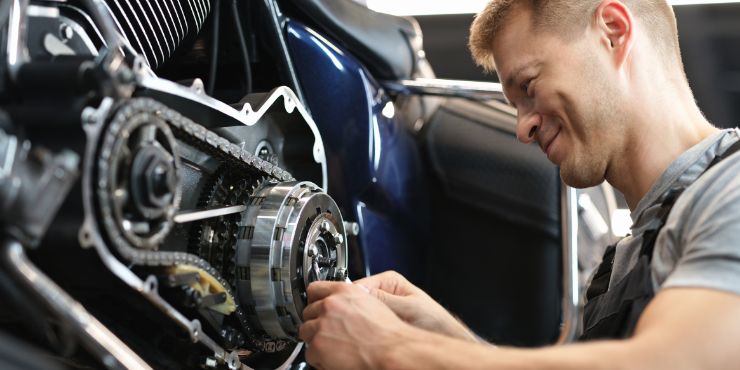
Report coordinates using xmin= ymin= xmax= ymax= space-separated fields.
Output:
xmin=504 ymin=60 xmax=542 ymax=90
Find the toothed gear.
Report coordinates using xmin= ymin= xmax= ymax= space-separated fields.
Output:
xmin=192 ymin=169 xmax=263 ymax=286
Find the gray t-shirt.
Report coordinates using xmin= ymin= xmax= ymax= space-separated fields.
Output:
xmin=605 ymin=128 xmax=740 ymax=297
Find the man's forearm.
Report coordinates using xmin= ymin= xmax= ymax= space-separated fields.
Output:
xmin=380 ymin=327 xmax=645 ymax=370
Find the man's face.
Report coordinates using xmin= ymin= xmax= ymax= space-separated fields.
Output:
xmin=491 ymin=7 xmax=625 ymax=188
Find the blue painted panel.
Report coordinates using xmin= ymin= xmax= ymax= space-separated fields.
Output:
xmin=284 ymin=21 xmax=430 ymax=280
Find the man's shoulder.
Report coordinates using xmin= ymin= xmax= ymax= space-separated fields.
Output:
xmin=680 ymin=141 xmax=740 ymax=214
xmin=654 ymin=145 xmax=740 ymax=295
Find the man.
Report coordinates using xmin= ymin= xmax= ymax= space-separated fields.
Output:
xmin=298 ymin=0 xmax=740 ymax=368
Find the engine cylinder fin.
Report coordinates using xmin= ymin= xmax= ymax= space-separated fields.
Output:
xmin=99 ymin=0 xmax=213 ymax=69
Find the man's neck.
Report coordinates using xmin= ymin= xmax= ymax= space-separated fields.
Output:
xmin=605 ymin=95 xmax=718 ymax=211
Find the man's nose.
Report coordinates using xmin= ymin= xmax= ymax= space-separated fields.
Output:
xmin=516 ymin=110 xmax=542 ymax=144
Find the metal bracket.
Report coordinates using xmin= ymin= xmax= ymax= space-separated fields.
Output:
xmin=556 ymin=184 xmax=580 ymax=344
xmin=382 ymin=78 xmax=507 ymax=102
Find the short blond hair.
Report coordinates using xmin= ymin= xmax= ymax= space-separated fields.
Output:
xmin=468 ymin=0 xmax=681 ymax=72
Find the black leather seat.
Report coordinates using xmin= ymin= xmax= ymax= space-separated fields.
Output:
xmin=288 ymin=0 xmax=420 ymax=80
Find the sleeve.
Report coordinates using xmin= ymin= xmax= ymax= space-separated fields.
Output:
xmin=660 ymin=156 xmax=740 ymax=296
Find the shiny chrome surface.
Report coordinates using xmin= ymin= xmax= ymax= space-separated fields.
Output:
xmin=2 ymin=240 xmax=152 ymax=370
xmin=174 ymin=204 xmax=247 ymax=223
xmin=6 ymin=0 xmax=29 ymax=79
xmin=383 ymin=78 xmax=507 ymax=101
xmin=238 ymin=181 xmax=348 ymax=340
xmin=557 ymin=184 xmax=580 ymax=344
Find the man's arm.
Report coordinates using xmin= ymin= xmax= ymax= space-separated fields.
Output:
xmin=381 ymin=287 xmax=740 ymax=370
xmin=300 ymin=281 xmax=740 ymax=370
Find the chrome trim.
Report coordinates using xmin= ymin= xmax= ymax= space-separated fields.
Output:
xmin=122 ymin=0 xmax=158 ymax=65
xmin=160 ymin=0 xmax=181 ymax=42
xmin=174 ymin=205 xmax=247 ymax=223
xmin=59 ymin=15 xmax=101 ymax=55
xmin=185 ymin=0 xmax=202 ymax=32
xmin=152 ymin=0 xmax=176 ymax=51
xmin=26 ymin=4 xmax=59 ymax=17
xmin=112 ymin=0 xmax=148 ymax=65
xmin=265 ymin=0 xmax=309 ymax=108
xmin=0 ymin=131 xmax=18 ymax=179
xmin=137 ymin=0 xmax=169 ymax=59
xmin=196 ymin=0 xmax=208 ymax=28
xmin=6 ymin=0 xmax=30 ymax=80
xmin=557 ymin=184 xmax=580 ymax=344
xmin=58 ymin=4 xmax=110 ymax=49
xmin=2 ymin=239 xmax=153 ymax=370
xmin=171 ymin=0 xmax=189 ymax=36
xmin=382 ymin=78 xmax=507 ymax=101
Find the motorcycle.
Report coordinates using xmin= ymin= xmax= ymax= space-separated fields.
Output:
xmin=0 ymin=0 xmax=616 ymax=368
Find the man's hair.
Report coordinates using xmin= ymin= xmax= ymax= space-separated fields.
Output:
xmin=468 ymin=0 xmax=681 ymax=72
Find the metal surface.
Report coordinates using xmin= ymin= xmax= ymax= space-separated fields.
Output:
xmin=383 ymin=78 xmax=507 ymax=102
xmin=83 ymin=96 xmax=300 ymax=355
xmin=79 ymin=98 xmax=243 ymax=367
xmin=101 ymin=107 xmax=181 ymax=250
xmin=557 ymin=184 xmax=580 ymax=344
xmin=6 ymin=0 xmax=30 ymax=79
xmin=104 ymin=0 xmax=211 ymax=68
xmin=262 ymin=0 xmax=308 ymax=109
xmin=136 ymin=78 xmax=328 ymax=190
xmin=2 ymin=1 xmax=335 ymax=368
xmin=0 ymin=129 xmax=80 ymax=247
xmin=236 ymin=181 xmax=348 ymax=339
xmin=174 ymin=204 xmax=247 ymax=223
xmin=2 ymin=240 xmax=153 ymax=370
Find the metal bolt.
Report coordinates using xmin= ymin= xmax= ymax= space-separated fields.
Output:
xmin=320 ymin=220 xmax=331 ymax=232
xmin=344 ymin=221 xmax=360 ymax=236
xmin=307 ymin=244 xmax=318 ymax=258
xmin=333 ymin=233 xmax=344 ymax=245
xmin=204 ymin=357 xmax=218 ymax=368
xmin=336 ymin=268 xmax=347 ymax=280
xmin=59 ymin=23 xmax=74 ymax=41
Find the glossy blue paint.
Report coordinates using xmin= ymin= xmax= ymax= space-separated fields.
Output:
xmin=284 ymin=21 xmax=430 ymax=281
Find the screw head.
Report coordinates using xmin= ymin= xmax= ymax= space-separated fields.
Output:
xmin=59 ymin=23 xmax=74 ymax=40
xmin=333 ymin=233 xmax=344 ymax=245
xmin=307 ymin=244 xmax=318 ymax=257
xmin=320 ymin=220 xmax=331 ymax=232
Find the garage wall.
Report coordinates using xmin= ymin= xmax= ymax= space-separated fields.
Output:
xmin=415 ymin=3 xmax=740 ymax=128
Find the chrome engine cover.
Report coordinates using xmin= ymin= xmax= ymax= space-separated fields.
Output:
xmin=238 ymin=181 xmax=348 ymax=341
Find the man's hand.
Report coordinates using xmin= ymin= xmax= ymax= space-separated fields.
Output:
xmin=299 ymin=281 xmax=415 ymax=370
xmin=355 ymin=271 xmax=481 ymax=342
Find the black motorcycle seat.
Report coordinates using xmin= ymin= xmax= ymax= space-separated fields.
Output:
xmin=289 ymin=0 xmax=419 ymax=80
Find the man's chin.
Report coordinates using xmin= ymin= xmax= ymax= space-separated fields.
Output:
xmin=559 ymin=165 xmax=604 ymax=189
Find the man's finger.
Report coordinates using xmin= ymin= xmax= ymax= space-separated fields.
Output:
xmin=298 ymin=319 xmax=319 ymax=343
xmin=302 ymin=300 xmax=325 ymax=321
xmin=306 ymin=281 xmax=346 ymax=303
xmin=304 ymin=344 xmax=322 ymax=370
xmin=355 ymin=270 xmax=410 ymax=296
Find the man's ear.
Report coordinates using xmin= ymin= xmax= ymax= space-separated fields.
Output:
xmin=593 ymin=0 xmax=634 ymax=67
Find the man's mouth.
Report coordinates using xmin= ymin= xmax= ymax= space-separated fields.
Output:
xmin=540 ymin=128 xmax=561 ymax=159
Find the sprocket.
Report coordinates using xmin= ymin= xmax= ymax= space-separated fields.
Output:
xmin=191 ymin=168 xmax=265 ymax=286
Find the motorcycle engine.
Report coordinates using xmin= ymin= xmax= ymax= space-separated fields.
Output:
xmin=0 ymin=0 xmax=347 ymax=369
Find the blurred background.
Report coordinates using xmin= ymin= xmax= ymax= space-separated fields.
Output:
xmin=366 ymin=0 xmax=740 ymax=129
